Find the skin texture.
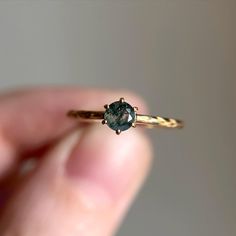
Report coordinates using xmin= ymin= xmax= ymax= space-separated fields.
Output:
xmin=0 ymin=87 xmax=153 ymax=236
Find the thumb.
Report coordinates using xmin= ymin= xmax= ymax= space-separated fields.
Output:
xmin=0 ymin=125 xmax=152 ymax=236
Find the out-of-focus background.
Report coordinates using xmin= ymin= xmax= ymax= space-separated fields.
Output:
xmin=0 ymin=1 xmax=235 ymax=235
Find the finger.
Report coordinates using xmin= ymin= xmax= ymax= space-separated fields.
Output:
xmin=0 ymin=87 xmax=146 ymax=150
xmin=0 ymin=87 xmax=146 ymax=176
xmin=0 ymin=123 xmax=152 ymax=235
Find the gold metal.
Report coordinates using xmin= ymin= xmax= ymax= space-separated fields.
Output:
xmin=136 ymin=114 xmax=183 ymax=129
xmin=67 ymin=110 xmax=183 ymax=129
xmin=119 ymin=97 xmax=125 ymax=103
xmin=67 ymin=110 xmax=104 ymax=121
xmin=116 ymin=130 xmax=121 ymax=135
xmin=102 ymin=119 xmax=107 ymax=125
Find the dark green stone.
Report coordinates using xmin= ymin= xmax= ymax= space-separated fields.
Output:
xmin=104 ymin=101 xmax=136 ymax=131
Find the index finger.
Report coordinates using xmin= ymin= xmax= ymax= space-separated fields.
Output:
xmin=0 ymin=87 xmax=146 ymax=154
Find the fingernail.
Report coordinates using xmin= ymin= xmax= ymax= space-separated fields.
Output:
xmin=66 ymin=125 xmax=142 ymax=206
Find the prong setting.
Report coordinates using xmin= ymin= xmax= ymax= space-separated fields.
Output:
xmin=104 ymin=104 xmax=109 ymax=109
xmin=132 ymin=122 xmax=136 ymax=128
xmin=103 ymin=98 xmax=136 ymax=134
xmin=119 ymin=97 xmax=125 ymax=103
xmin=102 ymin=119 xmax=107 ymax=125
xmin=116 ymin=129 xmax=121 ymax=135
xmin=134 ymin=106 xmax=139 ymax=112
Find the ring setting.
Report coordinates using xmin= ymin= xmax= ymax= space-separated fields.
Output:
xmin=103 ymin=98 xmax=137 ymax=134
xmin=68 ymin=98 xmax=183 ymax=134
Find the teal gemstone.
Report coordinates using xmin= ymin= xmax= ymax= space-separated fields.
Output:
xmin=104 ymin=101 xmax=136 ymax=131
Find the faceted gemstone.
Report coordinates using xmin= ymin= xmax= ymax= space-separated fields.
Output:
xmin=104 ymin=101 xmax=136 ymax=131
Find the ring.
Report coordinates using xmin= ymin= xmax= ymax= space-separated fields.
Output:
xmin=67 ymin=98 xmax=184 ymax=135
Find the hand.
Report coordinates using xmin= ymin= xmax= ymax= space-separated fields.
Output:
xmin=0 ymin=88 xmax=152 ymax=236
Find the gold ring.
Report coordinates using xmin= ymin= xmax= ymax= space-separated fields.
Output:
xmin=67 ymin=97 xmax=184 ymax=135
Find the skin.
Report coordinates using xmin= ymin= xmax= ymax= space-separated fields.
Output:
xmin=0 ymin=87 xmax=153 ymax=236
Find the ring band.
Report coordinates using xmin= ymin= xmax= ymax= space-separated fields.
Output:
xmin=67 ymin=98 xmax=183 ymax=134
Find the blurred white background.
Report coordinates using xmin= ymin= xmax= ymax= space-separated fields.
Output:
xmin=0 ymin=1 xmax=235 ymax=235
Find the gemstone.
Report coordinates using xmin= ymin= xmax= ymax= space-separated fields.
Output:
xmin=104 ymin=101 xmax=136 ymax=132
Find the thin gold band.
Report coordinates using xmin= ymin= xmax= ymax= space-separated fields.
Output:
xmin=67 ymin=110 xmax=183 ymax=129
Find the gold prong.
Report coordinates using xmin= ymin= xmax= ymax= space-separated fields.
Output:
xmin=102 ymin=119 xmax=107 ymax=125
xmin=119 ymin=97 xmax=125 ymax=103
xmin=104 ymin=104 xmax=109 ymax=109
xmin=116 ymin=130 xmax=121 ymax=135
xmin=132 ymin=122 xmax=136 ymax=128
xmin=133 ymin=106 xmax=138 ymax=111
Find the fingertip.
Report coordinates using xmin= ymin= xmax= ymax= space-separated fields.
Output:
xmin=66 ymin=123 xmax=153 ymax=206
